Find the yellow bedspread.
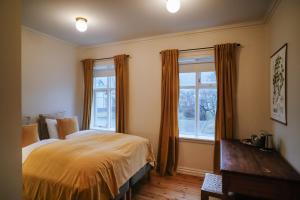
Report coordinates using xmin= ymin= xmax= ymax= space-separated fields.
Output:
xmin=23 ymin=133 xmax=155 ymax=200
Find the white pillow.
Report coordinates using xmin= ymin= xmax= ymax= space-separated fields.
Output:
xmin=45 ymin=118 xmax=59 ymax=139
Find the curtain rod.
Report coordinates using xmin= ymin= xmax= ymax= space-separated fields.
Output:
xmin=160 ymin=43 xmax=241 ymax=54
xmin=81 ymin=54 xmax=130 ymax=62
xmin=180 ymin=43 xmax=240 ymax=52
xmin=94 ymin=57 xmax=114 ymax=61
xmin=95 ymin=54 xmax=130 ymax=61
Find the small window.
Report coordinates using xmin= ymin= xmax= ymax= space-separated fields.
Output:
xmin=90 ymin=62 xmax=116 ymax=131
xmin=178 ymin=53 xmax=216 ymax=141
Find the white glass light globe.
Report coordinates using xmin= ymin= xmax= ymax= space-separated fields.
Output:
xmin=166 ymin=0 xmax=180 ymax=13
xmin=76 ymin=18 xmax=88 ymax=32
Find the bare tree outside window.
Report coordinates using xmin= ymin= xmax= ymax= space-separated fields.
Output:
xmin=179 ymin=70 xmax=217 ymax=140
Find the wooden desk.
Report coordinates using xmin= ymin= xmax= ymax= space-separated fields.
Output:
xmin=220 ymin=139 xmax=300 ymax=200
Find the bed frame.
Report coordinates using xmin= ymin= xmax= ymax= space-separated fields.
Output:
xmin=114 ymin=163 xmax=152 ymax=200
xmin=36 ymin=115 xmax=153 ymax=200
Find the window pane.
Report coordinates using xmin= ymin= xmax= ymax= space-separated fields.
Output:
xmin=198 ymin=88 xmax=217 ymax=136
xmin=94 ymin=91 xmax=108 ymax=128
xmin=179 ymin=89 xmax=196 ymax=136
xmin=179 ymin=73 xmax=196 ymax=86
xmin=110 ymin=76 xmax=115 ymax=88
xmin=110 ymin=90 xmax=116 ymax=129
xmin=201 ymin=72 xmax=216 ymax=84
xmin=94 ymin=77 xmax=108 ymax=89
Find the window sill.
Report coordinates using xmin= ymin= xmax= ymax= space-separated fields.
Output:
xmin=90 ymin=127 xmax=116 ymax=133
xmin=179 ymin=136 xmax=215 ymax=145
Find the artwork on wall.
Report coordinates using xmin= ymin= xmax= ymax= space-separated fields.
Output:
xmin=270 ymin=43 xmax=287 ymax=125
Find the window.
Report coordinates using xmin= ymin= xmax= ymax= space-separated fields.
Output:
xmin=178 ymin=54 xmax=217 ymax=140
xmin=91 ymin=62 xmax=116 ymax=131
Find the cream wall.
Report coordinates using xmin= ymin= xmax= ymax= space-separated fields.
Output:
xmin=22 ymin=28 xmax=81 ymax=121
xmin=266 ymin=0 xmax=300 ymax=172
xmin=78 ymin=23 xmax=271 ymax=172
xmin=0 ymin=0 xmax=21 ymax=198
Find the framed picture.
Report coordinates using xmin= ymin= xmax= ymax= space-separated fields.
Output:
xmin=270 ymin=43 xmax=287 ymax=125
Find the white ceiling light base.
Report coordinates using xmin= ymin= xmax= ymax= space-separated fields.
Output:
xmin=166 ymin=0 xmax=181 ymax=13
xmin=76 ymin=17 xmax=88 ymax=32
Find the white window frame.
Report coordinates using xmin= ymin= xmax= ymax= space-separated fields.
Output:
xmin=179 ymin=57 xmax=216 ymax=142
xmin=92 ymin=77 xmax=115 ymax=131
xmin=90 ymin=61 xmax=116 ymax=132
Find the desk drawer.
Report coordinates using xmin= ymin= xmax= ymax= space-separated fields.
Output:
xmin=222 ymin=172 xmax=295 ymax=200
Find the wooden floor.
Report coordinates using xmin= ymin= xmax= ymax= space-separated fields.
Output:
xmin=132 ymin=173 xmax=203 ymax=200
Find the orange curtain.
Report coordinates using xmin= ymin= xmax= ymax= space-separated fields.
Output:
xmin=114 ymin=55 xmax=129 ymax=133
xmin=157 ymin=49 xmax=179 ymax=176
xmin=214 ymin=43 xmax=237 ymax=173
xmin=82 ymin=59 xmax=95 ymax=130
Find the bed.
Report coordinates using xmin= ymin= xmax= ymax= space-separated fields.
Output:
xmin=22 ymin=130 xmax=155 ymax=200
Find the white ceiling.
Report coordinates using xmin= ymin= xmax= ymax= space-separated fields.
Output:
xmin=22 ymin=0 xmax=275 ymax=46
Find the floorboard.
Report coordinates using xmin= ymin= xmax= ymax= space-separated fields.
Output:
xmin=132 ymin=172 xmax=204 ymax=200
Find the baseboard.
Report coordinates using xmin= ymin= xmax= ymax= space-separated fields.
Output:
xmin=177 ymin=166 xmax=212 ymax=177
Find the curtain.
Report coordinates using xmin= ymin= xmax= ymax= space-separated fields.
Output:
xmin=214 ymin=43 xmax=237 ymax=173
xmin=157 ymin=49 xmax=179 ymax=176
xmin=82 ymin=59 xmax=95 ymax=130
xmin=114 ymin=54 xmax=129 ymax=133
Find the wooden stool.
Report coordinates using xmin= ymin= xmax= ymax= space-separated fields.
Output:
xmin=201 ymin=173 xmax=224 ymax=200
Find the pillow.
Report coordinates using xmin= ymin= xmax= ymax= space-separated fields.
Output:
xmin=22 ymin=123 xmax=39 ymax=147
xmin=56 ymin=117 xmax=79 ymax=139
xmin=45 ymin=118 xmax=59 ymax=139
xmin=38 ymin=112 xmax=65 ymax=139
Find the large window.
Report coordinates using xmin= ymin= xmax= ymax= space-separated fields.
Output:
xmin=91 ymin=62 xmax=116 ymax=131
xmin=178 ymin=55 xmax=217 ymax=140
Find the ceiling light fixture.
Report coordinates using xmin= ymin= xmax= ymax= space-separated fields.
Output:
xmin=75 ymin=17 xmax=88 ymax=32
xmin=166 ymin=0 xmax=181 ymax=13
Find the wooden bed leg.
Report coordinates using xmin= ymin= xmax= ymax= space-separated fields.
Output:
xmin=126 ymin=187 xmax=132 ymax=200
